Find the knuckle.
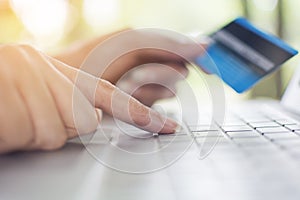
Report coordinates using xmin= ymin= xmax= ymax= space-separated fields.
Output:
xmin=162 ymin=91 xmax=175 ymax=98
xmin=0 ymin=44 xmax=17 ymax=52
xmin=73 ymin=106 xmax=99 ymax=135
xmin=0 ymin=126 xmax=34 ymax=151
xmin=0 ymin=45 xmax=31 ymax=73
xmin=36 ymin=132 xmax=67 ymax=150
xmin=0 ymin=108 xmax=34 ymax=150
xmin=0 ymin=45 xmax=47 ymax=82
xmin=98 ymin=79 xmax=115 ymax=91
xmin=18 ymin=44 xmax=35 ymax=51
xmin=79 ymin=118 xmax=98 ymax=135
xmin=21 ymin=131 xmax=35 ymax=147
xmin=180 ymin=67 xmax=189 ymax=78
xmin=97 ymin=79 xmax=116 ymax=107
xmin=1 ymin=44 xmax=34 ymax=55
xmin=18 ymin=45 xmax=44 ymax=60
xmin=171 ymin=64 xmax=188 ymax=78
xmin=0 ymin=45 xmax=23 ymax=60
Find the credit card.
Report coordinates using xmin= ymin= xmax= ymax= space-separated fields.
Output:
xmin=195 ymin=17 xmax=298 ymax=93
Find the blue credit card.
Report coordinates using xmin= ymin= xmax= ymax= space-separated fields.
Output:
xmin=195 ymin=17 xmax=298 ymax=93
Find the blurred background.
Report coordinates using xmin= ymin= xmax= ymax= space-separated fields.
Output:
xmin=0 ymin=0 xmax=299 ymax=103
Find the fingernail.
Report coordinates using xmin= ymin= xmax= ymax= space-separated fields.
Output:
xmin=164 ymin=118 xmax=178 ymax=132
xmin=165 ymin=118 xmax=178 ymax=127
xmin=95 ymin=109 xmax=103 ymax=123
xmin=148 ymin=110 xmax=178 ymax=134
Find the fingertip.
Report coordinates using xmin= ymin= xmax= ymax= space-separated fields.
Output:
xmin=148 ymin=110 xmax=178 ymax=134
xmin=159 ymin=117 xmax=178 ymax=134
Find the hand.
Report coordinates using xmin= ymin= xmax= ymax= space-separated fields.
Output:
xmin=55 ymin=29 xmax=206 ymax=106
xmin=0 ymin=45 xmax=177 ymax=154
xmin=117 ymin=62 xmax=188 ymax=106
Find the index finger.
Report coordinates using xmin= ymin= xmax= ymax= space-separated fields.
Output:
xmin=97 ymin=79 xmax=178 ymax=133
xmin=49 ymin=57 xmax=178 ymax=134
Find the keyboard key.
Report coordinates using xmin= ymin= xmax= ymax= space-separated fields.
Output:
xmin=186 ymin=117 xmax=213 ymax=126
xmin=241 ymin=116 xmax=270 ymax=123
xmin=275 ymin=119 xmax=298 ymax=125
xmin=284 ymin=124 xmax=300 ymax=131
xmin=273 ymin=139 xmax=300 ymax=147
xmin=241 ymin=145 xmax=279 ymax=155
xmin=189 ymin=125 xmax=219 ymax=132
xmin=222 ymin=125 xmax=253 ymax=132
xmin=233 ymin=137 xmax=268 ymax=146
xmin=248 ymin=121 xmax=280 ymax=128
xmin=193 ymin=131 xmax=222 ymax=138
xmin=156 ymin=135 xmax=192 ymax=143
xmin=161 ymin=132 xmax=189 ymax=136
xmin=256 ymin=127 xmax=290 ymax=134
xmin=295 ymin=131 xmax=300 ymax=136
xmin=226 ymin=131 xmax=259 ymax=138
xmin=215 ymin=138 xmax=231 ymax=146
xmin=219 ymin=119 xmax=245 ymax=126
xmin=195 ymin=137 xmax=229 ymax=145
xmin=264 ymin=133 xmax=299 ymax=140
xmin=266 ymin=113 xmax=289 ymax=120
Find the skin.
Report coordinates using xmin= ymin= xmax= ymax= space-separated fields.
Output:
xmin=56 ymin=29 xmax=206 ymax=106
xmin=0 ymin=30 xmax=205 ymax=154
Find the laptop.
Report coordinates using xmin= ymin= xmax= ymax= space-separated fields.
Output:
xmin=1 ymin=62 xmax=300 ymax=200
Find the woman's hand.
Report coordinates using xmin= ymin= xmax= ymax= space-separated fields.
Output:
xmin=0 ymin=45 xmax=177 ymax=154
xmin=55 ymin=29 xmax=206 ymax=106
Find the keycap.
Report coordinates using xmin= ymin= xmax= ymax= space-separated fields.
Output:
xmin=273 ymin=139 xmax=300 ymax=147
xmin=219 ymin=119 xmax=245 ymax=126
xmin=189 ymin=125 xmax=219 ymax=132
xmin=275 ymin=119 xmax=298 ymax=125
xmin=249 ymin=121 xmax=280 ymax=128
xmin=222 ymin=125 xmax=253 ymax=132
xmin=233 ymin=137 xmax=269 ymax=146
xmin=156 ymin=135 xmax=192 ymax=143
xmin=226 ymin=131 xmax=259 ymax=138
xmin=241 ymin=116 xmax=270 ymax=123
xmin=264 ymin=133 xmax=299 ymax=140
xmin=186 ymin=117 xmax=213 ymax=126
xmin=193 ymin=131 xmax=222 ymax=138
xmin=256 ymin=127 xmax=290 ymax=134
xmin=284 ymin=124 xmax=300 ymax=131
xmin=195 ymin=137 xmax=229 ymax=145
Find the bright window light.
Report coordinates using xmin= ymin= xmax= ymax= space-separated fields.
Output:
xmin=10 ymin=0 xmax=69 ymax=46
xmin=83 ymin=0 xmax=120 ymax=29
xmin=252 ymin=0 xmax=278 ymax=11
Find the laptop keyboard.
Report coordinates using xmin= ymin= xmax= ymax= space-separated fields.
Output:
xmin=185 ymin=108 xmax=300 ymax=162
